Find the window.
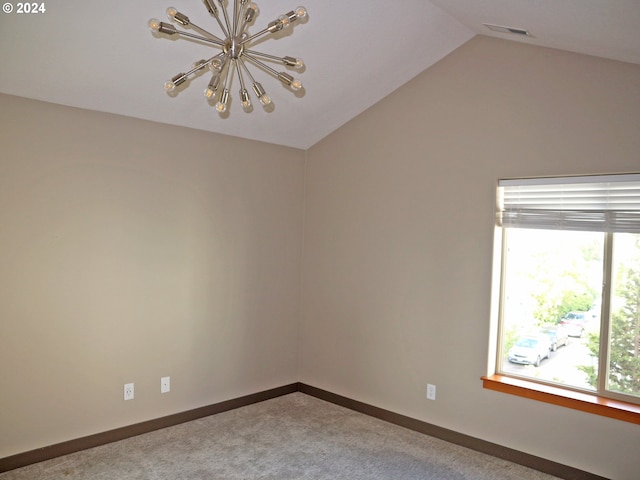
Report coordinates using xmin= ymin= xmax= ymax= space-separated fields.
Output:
xmin=487 ymin=174 xmax=640 ymax=418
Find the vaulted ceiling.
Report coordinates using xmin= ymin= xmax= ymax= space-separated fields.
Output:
xmin=1 ymin=1 xmax=638 ymax=149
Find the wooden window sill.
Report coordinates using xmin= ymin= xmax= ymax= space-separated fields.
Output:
xmin=482 ymin=374 xmax=640 ymax=425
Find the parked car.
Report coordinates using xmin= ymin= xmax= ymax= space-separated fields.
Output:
xmin=507 ymin=335 xmax=552 ymax=367
xmin=540 ymin=325 xmax=569 ymax=351
xmin=560 ymin=311 xmax=588 ymax=337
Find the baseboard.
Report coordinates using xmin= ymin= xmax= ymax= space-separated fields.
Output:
xmin=298 ymin=383 xmax=608 ymax=480
xmin=0 ymin=383 xmax=298 ymax=473
xmin=1 ymin=382 xmax=608 ymax=479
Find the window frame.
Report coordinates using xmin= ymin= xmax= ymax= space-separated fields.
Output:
xmin=481 ymin=374 xmax=640 ymax=424
xmin=484 ymin=174 xmax=640 ymax=424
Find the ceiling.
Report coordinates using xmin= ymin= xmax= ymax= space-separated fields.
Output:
xmin=1 ymin=1 xmax=638 ymax=150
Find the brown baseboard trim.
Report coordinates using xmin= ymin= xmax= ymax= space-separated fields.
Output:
xmin=298 ymin=383 xmax=608 ymax=480
xmin=1 ymin=382 xmax=609 ymax=479
xmin=0 ymin=383 xmax=298 ymax=474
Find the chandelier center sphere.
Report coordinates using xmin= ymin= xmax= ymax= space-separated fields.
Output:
xmin=224 ymin=36 xmax=245 ymax=59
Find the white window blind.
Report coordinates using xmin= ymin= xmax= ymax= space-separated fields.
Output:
xmin=497 ymin=174 xmax=640 ymax=233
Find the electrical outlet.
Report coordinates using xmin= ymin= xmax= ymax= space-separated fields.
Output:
xmin=124 ymin=383 xmax=134 ymax=401
xmin=426 ymin=383 xmax=436 ymax=401
xmin=161 ymin=376 xmax=170 ymax=393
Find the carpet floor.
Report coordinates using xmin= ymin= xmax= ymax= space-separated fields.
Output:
xmin=0 ymin=393 xmax=560 ymax=479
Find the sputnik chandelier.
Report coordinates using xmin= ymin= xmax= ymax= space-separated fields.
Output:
xmin=148 ymin=0 xmax=308 ymax=114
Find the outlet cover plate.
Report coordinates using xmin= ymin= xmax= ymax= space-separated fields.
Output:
xmin=427 ymin=383 xmax=436 ymax=400
xmin=124 ymin=383 xmax=134 ymax=401
xmin=161 ymin=376 xmax=170 ymax=393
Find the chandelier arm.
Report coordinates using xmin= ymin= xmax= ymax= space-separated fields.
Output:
xmin=235 ymin=0 xmax=250 ymax=36
xmin=168 ymin=58 xmax=212 ymax=90
xmin=237 ymin=1 xmax=256 ymax=35
xmin=184 ymin=61 xmax=211 ymax=78
xmin=237 ymin=57 xmax=272 ymax=106
xmin=235 ymin=0 xmax=251 ymax=34
xmin=243 ymin=49 xmax=296 ymax=66
xmin=202 ymin=0 xmax=218 ymax=16
xmin=235 ymin=60 xmax=252 ymax=109
xmin=218 ymin=0 xmax=234 ymax=39
xmin=216 ymin=16 xmax=230 ymax=39
xmin=232 ymin=0 xmax=239 ymax=37
xmin=242 ymin=26 xmax=273 ymax=45
xmin=235 ymin=59 xmax=247 ymax=91
xmin=223 ymin=57 xmax=235 ymax=109
xmin=186 ymin=22 xmax=225 ymax=44
xmin=221 ymin=55 xmax=233 ymax=91
xmin=242 ymin=10 xmax=306 ymax=44
xmin=211 ymin=51 xmax=227 ymax=63
xmin=237 ymin=17 xmax=249 ymax=36
xmin=237 ymin=57 xmax=257 ymax=84
xmin=243 ymin=50 xmax=282 ymax=61
xmin=242 ymin=53 xmax=280 ymax=78
xmin=243 ymin=53 xmax=300 ymax=89
xmin=175 ymin=30 xmax=225 ymax=47
xmin=212 ymin=56 xmax=233 ymax=112
xmin=203 ymin=0 xmax=230 ymax=39
xmin=205 ymin=53 xmax=230 ymax=99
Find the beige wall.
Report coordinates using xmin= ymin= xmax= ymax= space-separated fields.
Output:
xmin=0 ymin=94 xmax=305 ymax=457
xmin=301 ymin=36 xmax=640 ymax=479
xmin=3 ymin=34 xmax=640 ymax=479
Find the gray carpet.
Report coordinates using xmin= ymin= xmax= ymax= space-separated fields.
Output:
xmin=0 ymin=393 xmax=559 ymax=479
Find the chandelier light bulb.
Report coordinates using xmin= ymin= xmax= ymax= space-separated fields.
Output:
xmin=216 ymin=88 xmax=230 ymax=113
xmin=244 ymin=3 xmax=259 ymax=23
xmin=295 ymin=6 xmax=308 ymax=21
xmin=278 ymin=15 xmax=291 ymax=29
xmin=209 ymin=58 xmax=223 ymax=71
xmin=206 ymin=71 xmax=222 ymax=98
xmin=283 ymin=56 xmax=304 ymax=70
xmin=164 ymin=80 xmax=176 ymax=92
xmin=193 ymin=59 xmax=207 ymax=69
xmin=290 ymin=78 xmax=302 ymax=91
xmin=167 ymin=7 xmax=190 ymax=26
xmin=252 ymin=81 xmax=272 ymax=106
xmin=166 ymin=7 xmax=178 ymax=19
xmin=240 ymin=88 xmax=251 ymax=110
xmin=204 ymin=87 xmax=216 ymax=99
xmin=148 ymin=18 xmax=161 ymax=32
xmin=259 ymin=93 xmax=272 ymax=106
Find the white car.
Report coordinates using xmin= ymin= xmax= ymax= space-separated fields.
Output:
xmin=541 ymin=325 xmax=569 ymax=351
xmin=508 ymin=335 xmax=552 ymax=367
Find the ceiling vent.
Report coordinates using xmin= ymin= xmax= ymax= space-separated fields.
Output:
xmin=483 ymin=23 xmax=532 ymax=37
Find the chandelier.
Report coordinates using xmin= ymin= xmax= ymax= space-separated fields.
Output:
xmin=148 ymin=0 xmax=308 ymax=114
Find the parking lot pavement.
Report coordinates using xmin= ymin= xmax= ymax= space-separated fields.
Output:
xmin=502 ymin=337 xmax=595 ymax=390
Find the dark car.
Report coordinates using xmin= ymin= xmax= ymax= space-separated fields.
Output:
xmin=560 ymin=311 xmax=588 ymax=337
xmin=541 ymin=325 xmax=569 ymax=351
